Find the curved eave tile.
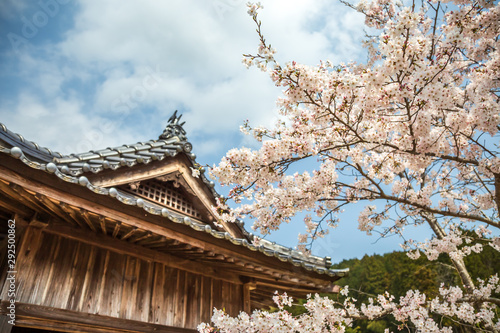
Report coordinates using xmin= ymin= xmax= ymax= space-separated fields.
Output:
xmin=0 ymin=123 xmax=64 ymax=160
xmin=55 ymin=139 xmax=187 ymax=176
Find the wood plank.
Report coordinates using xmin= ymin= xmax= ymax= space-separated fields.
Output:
xmin=120 ymin=227 xmax=139 ymax=241
xmin=66 ymin=242 xmax=93 ymax=311
xmin=256 ymin=280 xmax=322 ymax=295
xmin=112 ymin=221 xmax=121 ymax=238
xmin=131 ymin=231 xmax=152 ymax=244
xmin=89 ymin=159 xmax=181 ymax=188
xmin=250 ymin=298 xmax=271 ymax=310
xmin=134 ymin=259 xmax=153 ymax=323
xmin=41 ymin=223 xmax=242 ymax=285
xmin=80 ymin=245 xmax=107 ymax=314
xmin=119 ymin=256 xmax=138 ymax=321
xmin=0 ymin=315 xmax=12 ymax=333
xmin=212 ymin=279 xmax=222 ymax=313
xmin=80 ymin=209 xmax=98 ymax=232
xmin=200 ymin=276 xmax=212 ymax=324
xmin=174 ymin=270 xmax=186 ymax=328
xmin=2 ymin=183 xmax=52 ymax=217
xmin=185 ymin=272 xmax=200 ymax=329
xmin=231 ymin=283 xmax=242 ymax=317
xmin=199 ymin=259 xmax=328 ymax=290
xmin=76 ymin=246 xmax=96 ymax=313
xmin=24 ymin=229 xmax=52 ymax=303
xmin=99 ymin=250 xmax=125 ymax=318
xmin=59 ymin=240 xmax=83 ymax=308
xmin=0 ymin=301 xmax=198 ymax=333
xmin=222 ymin=280 xmax=230 ymax=315
xmin=0 ymin=192 xmax=33 ymax=219
xmin=34 ymin=194 xmax=76 ymax=226
xmin=19 ymin=228 xmax=48 ymax=304
xmin=164 ymin=266 xmax=178 ymax=326
xmin=137 ymin=235 xmax=165 ymax=246
xmin=98 ymin=216 xmax=107 ymax=235
xmin=43 ymin=235 xmax=77 ymax=309
xmin=95 ymin=250 xmax=111 ymax=315
xmin=59 ymin=203 xmax=87 ymax=230
xmin=243 ymin=283 xmax=252 ymax=314
xmin=150 ymin=262 xmax=165 ymax=325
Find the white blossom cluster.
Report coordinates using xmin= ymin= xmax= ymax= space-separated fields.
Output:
xmin=199 ymin=275 xmax=499 ymax=332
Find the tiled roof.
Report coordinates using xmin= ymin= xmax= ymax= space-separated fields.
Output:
xmin=54 ymin=138 xmax=200 ymax=178
xmin=0 ymin=114 xmax=348 ymax=279
xmin=55 ymin=112 xmax=197 ymax=177
xmin=0 ymin=123 xmax=64 ymax=162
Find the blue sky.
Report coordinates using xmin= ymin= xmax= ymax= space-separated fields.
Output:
xmin=0 ymin=0 xmax=432 ymax=263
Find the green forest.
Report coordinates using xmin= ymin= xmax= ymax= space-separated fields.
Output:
xmin=285 ymin=246 xmax=500 ymax=332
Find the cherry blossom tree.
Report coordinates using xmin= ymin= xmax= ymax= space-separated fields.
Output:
xmin=201 ymin=0 xmax=500 ymax=331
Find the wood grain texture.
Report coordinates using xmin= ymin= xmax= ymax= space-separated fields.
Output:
xmin=0 ymin=315 xmax=13 ymax=333
xmin=0 ymin=301 xmax=197 ymax=333
xmin=4 ymin=227 xmax=237 ymax=330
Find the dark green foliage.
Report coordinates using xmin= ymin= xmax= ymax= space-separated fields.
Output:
xmin=283 ymin=247 xmax=499 ymax=332
xmin=332 ymin=246 xmax=499 ymax=302
xmin=331 ymin=247 xmax=500 ymax=332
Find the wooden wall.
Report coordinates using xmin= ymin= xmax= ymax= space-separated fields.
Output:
xmin=0 ymin=227 xmax=243 ymax=330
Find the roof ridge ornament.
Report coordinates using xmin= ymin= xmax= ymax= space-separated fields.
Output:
xmin=160 ymin=110 xmax=187 ymax=140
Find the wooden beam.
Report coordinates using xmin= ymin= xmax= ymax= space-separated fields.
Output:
xmin=256 ymin=281 xmax=322 ymax=295
xmin=120 ymin=227 xmax=139 ymax=241
xmin=88 ymin=160 xmax=181 ymax=188
xmin=33 ymin=194 xmax=77 ymax=227
xmin=98 ymin=216 xmax=107 ymax=235
xmin=29 ymin=213 xmax=49 ymax=229
xmin=112 ymin=221 xmax=121 ymax=238
xmin=13 ymin=213 xmax=30 ymax=229
xmin=243 ymin=281 xmax=256 ymax=314
xmin=80 ymin=209 xmax=98 ymax=232
xmin=0 ymin=192 xmax=33 ymax=218
xmin=41 ymin=222 xmax=242 ymax=285
xmin=9 ymin=184 xmax=55 ymax=217
xmin=139 ymin=235 xmax=166 ymax=247
xmin=136 ymin=235 xmax=165 ymax=246
xmin=0 ymin=182 xmax=49 ymax=217
xmin=131 ymin=231 xmax=152 ymax=244
xmin=0 ymin=301 xmax=197 ymax=333
xmin=59 ymin=203 xmax=87 ymax=230
xmin=250 ymin=299 xmax=271 ymax=310
xmin=191 ymin=260 xmax=329 ymax=291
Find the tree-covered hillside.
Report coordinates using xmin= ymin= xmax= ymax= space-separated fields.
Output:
xmin=334 ymin=246 xmax=499 ymax=298
xmin=325 ymin=247 xmax=500 ymax=332
xmin=282 ymin=246 xmax=499 ymax=332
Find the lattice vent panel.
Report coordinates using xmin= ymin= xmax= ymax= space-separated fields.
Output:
xmin=131 ymin=180 xmax=201 ymax=219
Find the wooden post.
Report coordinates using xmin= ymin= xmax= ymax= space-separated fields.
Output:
xmin=242 ymin=281 xmax=256 ymax=314
xmin=0 ymin=315 xmax=13 ymax=333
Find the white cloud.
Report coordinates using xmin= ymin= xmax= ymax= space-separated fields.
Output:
xmin=0 ymin=93 xmax=136 ymax=155
xmin=0 ymin=0 xmax=369 ymax=164
xmin=0 ymin=0 xmax=29 ymax=20
xmin=0 ymin=0 xmax=368 ymax=165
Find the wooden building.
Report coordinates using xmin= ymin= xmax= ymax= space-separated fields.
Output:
xmin=0 ymin=113 xmax=347 ymax=332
